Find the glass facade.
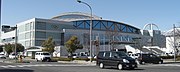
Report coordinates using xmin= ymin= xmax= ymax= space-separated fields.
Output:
xmin=16 ymin=18 xmax=141 ymax=49
xmin=34 ymin=22 xmax=61 ymax=46
xmin=62 ymin=30 xmax=139 ymax=54
xmin=17 ymin=19 xmax=68 ymax=48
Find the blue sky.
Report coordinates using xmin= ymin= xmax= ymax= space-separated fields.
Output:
xmin=1 ymin=0 xmax=180 ymax=31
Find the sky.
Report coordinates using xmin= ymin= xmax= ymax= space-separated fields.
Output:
xmin=1 ymin=0 xmax=180 ymax=31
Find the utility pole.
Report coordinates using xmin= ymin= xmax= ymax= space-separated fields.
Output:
xmin=0 ymin=0 xmax=1 ymax=28
xmin=15 ymin=25 xmax=18 ymax=62
xmin=173 ymin=24 xmax=176 ymax=62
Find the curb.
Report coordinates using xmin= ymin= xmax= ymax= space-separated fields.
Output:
xmin=2 ymin=60 xmax=15 ymax=63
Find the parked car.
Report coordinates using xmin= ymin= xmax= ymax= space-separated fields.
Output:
xmin=137 ymin=53 xmax=163 ymax=64
xmin=9 ymin=53 xmax=17 ymax=59
xmin=0 ymin=54 xmax=6 ymax=59
xmin=35 ymin=52 xmax=51 ymax=62
xmin=166 ymin=52 xmax=174 ymax=56
xmin=72 ymin=53 xmax=79 ymax=58
xmin=96 ymin=51 xmax=138 ymax=70
xmin=129 ymin=53 xmax=139 ymax=59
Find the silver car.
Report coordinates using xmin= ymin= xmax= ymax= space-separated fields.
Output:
xmin=0 ymin=54 xmax=6 ymax=59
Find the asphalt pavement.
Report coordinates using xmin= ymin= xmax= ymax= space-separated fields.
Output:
xmin=1 ymin=58 xmax=180 ymax=72
xmin=0 ymin=62 xmax=180 ymax=72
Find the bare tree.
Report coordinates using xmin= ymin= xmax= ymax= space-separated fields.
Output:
xmin=166 ymin=28 xmax=180 ymax=55
xmin=105 ymin=30 xmax=119 ymax=51
xmin=83 ymin=33 xmax=90 ymax=55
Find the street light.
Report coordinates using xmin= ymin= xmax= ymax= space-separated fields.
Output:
xmin=15 ymin=25 xmax=17 ymax=62
xmin=77 ymin=0 xmax=93 ymax=62
xmin=173 ymin=24 xmax=176 ymax=62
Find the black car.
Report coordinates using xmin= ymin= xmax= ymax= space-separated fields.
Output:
xmin=137 ymin=53 xmax=163 ymax=64
xmin=96 ymin=51 xmax=137 ymax=70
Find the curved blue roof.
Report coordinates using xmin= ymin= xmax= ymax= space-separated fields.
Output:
xmin=73 ymin=20 xmax=140 ymax=34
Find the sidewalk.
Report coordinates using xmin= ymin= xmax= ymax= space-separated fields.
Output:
xmin=0 ymin=57 xmax=36 ymax=63
xmin=57 ymin=60 xmax=96 ymax=65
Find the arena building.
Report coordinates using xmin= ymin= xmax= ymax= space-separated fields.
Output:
xmin=1 ymin=12 xmax=165 ymax=56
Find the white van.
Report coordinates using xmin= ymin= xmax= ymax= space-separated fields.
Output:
xmin=35 ymin=52 xmax=51 ymax=62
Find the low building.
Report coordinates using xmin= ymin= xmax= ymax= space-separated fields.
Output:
xmin=163 ymin=27 xmax=180 ymax=55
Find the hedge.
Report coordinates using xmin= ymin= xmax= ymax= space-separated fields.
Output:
xmin=160 ymin=55 xmax=180 ymax=59
xmin=51 ymin=57 xmax=96 ymax=61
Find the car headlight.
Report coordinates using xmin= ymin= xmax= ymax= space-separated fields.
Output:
xmin=123 ymin=59 xmax=129 ymax=63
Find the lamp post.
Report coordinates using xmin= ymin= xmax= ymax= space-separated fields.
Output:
xmin=77 ymin=0 xmax=93 ymax=62
xmin=15 ymin=25 xmax=17 ymax=62
xmin=173 ymin=24 xmax=176 ymax=62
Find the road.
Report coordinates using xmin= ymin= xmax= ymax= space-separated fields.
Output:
xmin=0 ymin=62 xmax=180 ymax=72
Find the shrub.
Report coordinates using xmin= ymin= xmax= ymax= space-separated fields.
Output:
xmin=160 ymin=55 xmax=180 ymax=60
xmin=160 ymin=56 xmax=174 ymax=59
xmin=176 ymin=57 xmax=180 ymax=61
xmin=52 ymin=57 xmax=96 ymax=61
xmin=58 ymin=57 xmax=71 ymax=61
xmin=51 ymin=57 xmax=72 ymax=61
xmin=74 ymin=58 xmax=89 ymax=61
xmin=51 ymin=57 xmax=59 ymax=62
xmin=92 ymin=58 xmax=96 ymax=61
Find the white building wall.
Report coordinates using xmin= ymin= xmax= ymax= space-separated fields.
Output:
xmin=166 ymin=37 xmax=175 ymax=53
xmin=1 ymin=31 xmax=15 ymax=39
xmin=16 ymin=18 xmax=73 ymax=49
xmin=1 ymin=30 xmax=15 ymax=43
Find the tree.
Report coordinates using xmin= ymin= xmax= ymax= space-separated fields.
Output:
xmin=83 ymin=33 xmax=90 ymax=55
xmin=4 ymin=43 xmax=13 ymax=55
xmin=105 ymin=30 xmax=119 ymax=51
xmin=41 ymin=37 xmax=55 ymax=54
xmin=11 ymin=43 xmax=25 ymax=52
xmin=166 ymin=28 xmax=180 ymax=55
xmin=65 ymin=36 xmax=83 ymax=57
xmin=4 ymin=43 xmax=25 ymax=55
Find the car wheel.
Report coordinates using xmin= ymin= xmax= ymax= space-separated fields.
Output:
xmin=47 ymin=59 xmax=51 ymax=62
xmin=159 ymin=61 xmax=163 ymax=64
xmin=140 ymin=61 xmax=145 ymax=65
xmin=99 ymin=63 xmax=104 ymax=69
xmin=130 ymin=67 xmax=135 ymax=70
xmin=117 ymin=64 xmax=123 ymax=70
xmin=142 ymin=61 xmax=145 ymax=64
xmin=36 ymin=59 xmax=39 ymax=62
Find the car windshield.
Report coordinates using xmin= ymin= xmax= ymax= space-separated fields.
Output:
xmin=0 ymin=54 xmax=4 ymax=55
xmin=42 ymin=53 xmax=50 ymax=55
xmin=72 ymin=54 xmax=77 ymax=56
xmin=116 ymin=52 xmax=129 ymax=58
xmin=11 ymin=54 xmax=15 ymax=55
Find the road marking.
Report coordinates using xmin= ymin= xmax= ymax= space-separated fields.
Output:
xmin=0 ymin=64 xmax=94 ymax=68
xmin=7 ymin=65 xmax=16 ymax=68
xmin=1 ymin=66 xmax=9 ymax=68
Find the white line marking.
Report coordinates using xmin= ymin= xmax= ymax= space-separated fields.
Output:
xmin=0 ymin=64 xmax=94 ymax=68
